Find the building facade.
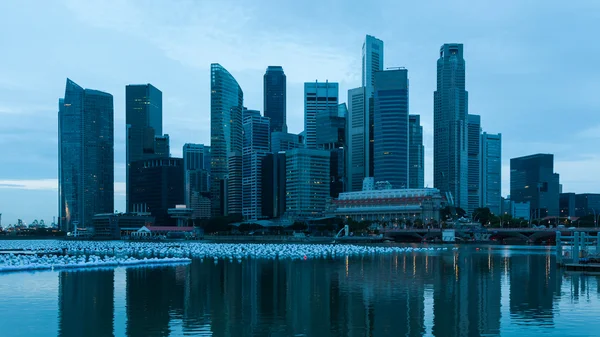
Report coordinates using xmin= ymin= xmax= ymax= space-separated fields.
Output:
xmin=304 ymin=81 xmax=338 ymax=149
xmin=331 ymin=187 xmax=442 ymax=224
xmin=373 ymin=68 xmax=409 ymax=189
xmin=129 ymin=158 xmax=184 ymax=226
xmin=574 ymin=193 xmax=600 ymax=218
xmin=125 ymin=83 xmax=163 ymax=212
xmin=59 ymin=79 xmax=114 ymax=232
xmin=242 ymin=110 xmax=270 ymax=220
xmin=467 ymin=114 xmax=481 ymax=214
xmin=481 ymin=133 xmax=502 ymax=214
xmin=510 ymin=154 xmax=560 ymax=217
xmin=183 ymin=143 xmax=210 ymax=216
xmin=434 ymin=43 xmax=469 ymax=210
xmin=559 ymin=192 xmax=576 ymax=218
xmin=285 ymin=148 xmax=330 ymax=218
xmin=210 ymin=63 xmax=244 ymax=217
xmin=271 ymin=131 xmax=301 ymax=153
xmin=408 ymin=115 xmax=424 ymax=189
xmin=346 ymin=86 xmax=367 ymax=192
xmin=261 ymin=152 xmax=287 ymax=219
xmin=264 ymin=66 xmax=286 ymax=132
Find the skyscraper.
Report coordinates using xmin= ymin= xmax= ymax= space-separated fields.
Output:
xmin=346 ymin=87 xmax=367 ymax=192
xmin=285 ymin=148 xmax=330 ymax=218
xmin=434 ymin=43 xmax=469 ymax=209
xmin=183 ymin=143 xmax=210 ymax=211
xmin=242 ymin=110 xmax=270 ymax=220
xmin=304 ymin=81 xmax=338 ymax=149
xmin=510 ymin=154 xmax=559 ymax=218
xmin=316 ymin=107 xmax=346 ymax=197
xmin=363 ymin=35 xmax=384 ymax=178
xmin=264 ymin=66 xmax=286 ymax=132
xmin=481 ymin=133 xmax=502 ymax=214
xmin=59 ymin=78 xmax=114 ymax=232
xmin=210 ymin=63 xmax=243 ymax=217
xmin=125 ymin=84 xmax=163 ymax=212
xmin=261 ymin=152 xmax=287 ymax=219
xmin=373 ymin=68 xmax=409 ymax=189
xmin=347 ymin=35 xmax=384 ymax=192
xmin=409 ymin=115 xmax=425 ymax=189
xmin=467 ymin=114 xmax=481 ymax=214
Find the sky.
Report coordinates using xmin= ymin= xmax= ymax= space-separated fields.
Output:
xmin=0 ymin=0 xmax=599 ymax=225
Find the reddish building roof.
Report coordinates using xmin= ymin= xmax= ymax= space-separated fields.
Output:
xmin=146 ymin=226 xmax=195 ymax=232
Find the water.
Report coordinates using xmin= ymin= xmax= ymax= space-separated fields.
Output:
xmin=1 ymin=244 xmax=599 ymax=336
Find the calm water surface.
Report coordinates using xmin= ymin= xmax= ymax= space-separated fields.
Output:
xmin=1 ymin=244 xmax=599 ymax=336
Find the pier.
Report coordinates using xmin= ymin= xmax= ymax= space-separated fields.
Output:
xmin=556 ymin=231 xmax=600 ymax=271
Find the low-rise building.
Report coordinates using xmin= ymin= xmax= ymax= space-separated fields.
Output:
xmin=330 ymin=183 xmax=443 ymax=224
xmin=92 ymin=213 xmax=155 ymax=239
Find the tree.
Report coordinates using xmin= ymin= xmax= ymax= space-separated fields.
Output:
xmin=440 ymin=206 xmax=466 ymax=221
xmin=289 ymin=221 xmax=308 ymax=231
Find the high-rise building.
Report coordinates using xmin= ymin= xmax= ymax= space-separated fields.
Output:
xmin=285 ymin=148 xmax=330 ymax=218
xmin=304 ymin=81 xmax=338 ymax=149
xmin=510 ymin=154 xmax=559 ymax=218
xmin=373 ymin=68 xmax=409 ymax=189
xmin=210 ymin=63 xmax=244 ymax=217
xmin=559 ymin=192 xmax=576 ymax=218
xmin=346 ymin=87 xmax=367 ymax=192
xmin=183 ymin=143 xmax=210 ymax=210
xmin=338 ymin=103 xmax=348 ymax=118
xmin=59 ymin=79 xmax=114 ymax=232
xmin=467 ymin=114 xmax=481 ymax=213
xmin=574 ymin=193 xmax=600 ymax=218
xmin=264 ymin=66 xmax=286 ymax=132
xmin=270 ymin=131 xmax=301 ymax=153
xmin=316 ymin=107 xmax=346 ymax=198
xmin=434 ymin=43 xmax=469 ymax=209
xmin=409 ymin=115 xmax=424 ymax=189
xmin=242 ymin=110 xmax=270 ymax=220
xmin=481 ymin=133 xmax=502 ymax=215
xmin=363 ymin=35 xmax=384 ymax=178
xmin=125 ymin=84 xmax=163 ymax=212
xmin=130 ymin=158 xmax=184 ymax=226
xmin=261 ymin=152 xmax=287 ymax=219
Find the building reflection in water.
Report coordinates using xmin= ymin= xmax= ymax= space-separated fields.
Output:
xmin=55 ymin=248 xmax=600 ymax=336
xmin=58 ymin=269 xmax=114 ymax=337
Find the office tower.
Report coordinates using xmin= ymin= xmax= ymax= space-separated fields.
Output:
xmin=130 ymin=158 xmax=184 ymax=226
xmin=338 ymin=103 xmax=348 ymax=118
xmin=261 ymin=152 xmax=287 ymax=218
xmin=574 ymin=194 xmax=600 ymax=217
xmin=153 ymin=135 xmax=170 ymax=158
xmin=304 ymin=81 xmax=339 ymax=149
xmin=346 ymin=87 xmax=367 ymax=192
xmin=183 ymin=143 xmax=210 ymax=210
xmin=481 ymin=133 xmax=502 ymax=214
xmin=270 ymin=131 xmax=302 ymax=153
xmin=510 ymin=154 xmax=559 ymax=217
xmin=559 ymin=193 xmax=576 ymax=218
xmin=286 ymin=148 xmax=330 ymax=218
xmin=373 ymin=68 xmax=409 ymax=189
xmin=467 ymin=114 xmax=481 ymax=213
xmin=434 ymin=43 xmax=469 ymax=209
xmin=316 ymin=107 xmax=346 ymax=197
xmin=210 ymin=63 xmax=244 ymax=216
xmin=125 ymin=84 xmax=163 ymax=212
xmin=363 ymin=35 xmax=384 ymax=177
xmin=242 ymin=110 xmax=270 ymax=220
xmin=58 ymin=78 xmax=114 ymax=232
xmin=409 ymin=115 xmax=425 ymax=189
xmin=264 ymin=66 xmax=286 ymax=132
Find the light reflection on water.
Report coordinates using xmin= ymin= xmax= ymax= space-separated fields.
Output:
xmin=1 ymin=244 xmax=600 ymax=336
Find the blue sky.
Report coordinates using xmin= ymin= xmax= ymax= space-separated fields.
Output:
xmin=1 ymin=0 xmax=599 ymax=225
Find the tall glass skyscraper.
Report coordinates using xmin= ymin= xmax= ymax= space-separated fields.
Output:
xmin=210 ymin=63 xmax=243 ymax=217
xmin=409 ymin=115 xmax=425 ymax=189
xmin=264 ymin=66 xmax=286 ymax=132
xmin=125 ymin=83 xmax=163 ymax=212
xmin=434 ymin=43 xmax=469 ymax=209
xmin=347 ymin=35 xmax=384 ymax=192
xmin=467 ymin=114 xmax=481 ymax=214
xmin=59 ymin=78 xmax=114 ymax=232
xmin=285 ymin=148 xmax=330 ymax=218
xmin=304 ymin=81 xmax=338 ymax=149
xmin=242 ymin=110 xmax=270 ymax=220
xmin=183 ymin=143 xmax=210 ymax=209
xmin=481 ymin=133 xmax=502 ymax=214
xmin=373 ymin=68 xmax=409 ymax=189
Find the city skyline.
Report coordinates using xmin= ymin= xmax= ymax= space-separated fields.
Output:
xmin=1 ymin=1 xmax=600 ymax=223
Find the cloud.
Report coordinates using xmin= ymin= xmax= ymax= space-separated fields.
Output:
xmin=577 ymin=125 xmax=600 ymax=139
xmin=62 ymin=0 xmax=357 ymax=84
xmin=0 ymin=179 xmax=126 ymax=195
